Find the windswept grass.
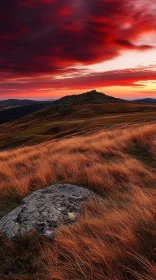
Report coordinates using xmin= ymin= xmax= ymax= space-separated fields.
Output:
xmin=0 ymin=122 xmax=155 ymax=216
xmin=0 ymin=101 xmax=155 ymax=148
xmin=41 ymin=187 xmax=156 ymax=280
xmin=1 ymin=186 xmax=155 ymax=280
xmin=0 ymin=122 xmax=155 ymax=203
xmin=0 ymin=121 xmax=156 ymax=279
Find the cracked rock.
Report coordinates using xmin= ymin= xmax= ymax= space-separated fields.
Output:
xmin=0 ymin=184 xmax=95 ymax=239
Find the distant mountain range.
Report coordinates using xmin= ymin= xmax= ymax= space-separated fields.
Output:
xmin=0 ymin=99 xmax=39 ymax=107
xmin=0 ymin=99 xmax=53 ymax=107
xmin=0 ymin=99 xmax=55 ymax=107
xmin=134 ymin=98 xmax=156 ymax=104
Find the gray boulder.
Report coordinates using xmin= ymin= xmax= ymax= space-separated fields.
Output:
xmin=0 ymin=184 xmax=95 ymax=239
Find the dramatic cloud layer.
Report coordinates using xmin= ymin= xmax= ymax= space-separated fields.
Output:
xmin=0 ymin=0 xmax=156 ymax=97
xmin=1 ymin=66 xmax=156 ymax=96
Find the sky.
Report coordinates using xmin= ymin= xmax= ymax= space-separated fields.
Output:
xmin=0 ymin=0 xmax=156 ymax=100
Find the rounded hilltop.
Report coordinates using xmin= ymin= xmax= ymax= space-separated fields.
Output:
xmin=48 ymin=89 xmax=123 ymax=112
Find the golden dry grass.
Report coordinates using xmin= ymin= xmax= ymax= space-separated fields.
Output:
xmin=41 ymin=187 xmax=156 ymax=280
xmin=0 ymin=121 xmax=156 ymax=279
xmin=0 ymin=101 xmax=155 ymax=149
xmin=0 ymin=122 xmax=155 ymax=203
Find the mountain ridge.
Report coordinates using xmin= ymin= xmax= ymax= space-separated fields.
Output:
xmin=0 ymin=99 xmax=40 ymax=107
xmin=134 ymin=98 xmax=156 ymax=104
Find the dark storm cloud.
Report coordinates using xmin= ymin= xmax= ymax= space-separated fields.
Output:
xmin=0 ymin=0 xmax=156 ymax=77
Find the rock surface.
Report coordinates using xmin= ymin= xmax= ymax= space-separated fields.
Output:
xmin=0 ymin=184 xmax=94 ymax=239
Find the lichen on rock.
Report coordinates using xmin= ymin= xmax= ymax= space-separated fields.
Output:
xmin=0 ymin=184 xmax=95 ymax=239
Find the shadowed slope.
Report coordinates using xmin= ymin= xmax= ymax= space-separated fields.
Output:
xmin=0 ymin=101 xmax=52 ymax=124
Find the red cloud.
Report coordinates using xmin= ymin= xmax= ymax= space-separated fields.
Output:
xmin=0 ymin=66 xmax=155 ymax=97
xmin=115 ymin=40 xmax=153 ymax=50
xmin=0 ymin=0 xmax=156 ymax=98
xmin=0 ymin=0 xmax=155 ymax=77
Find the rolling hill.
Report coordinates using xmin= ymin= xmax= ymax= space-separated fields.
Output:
xmin=0 ymin=90 xmax=123 ymax=124
xmin=0 ymin=92 xmax=156 ymax=280
xmin=0 ymin=90 xmax=155 ymax=149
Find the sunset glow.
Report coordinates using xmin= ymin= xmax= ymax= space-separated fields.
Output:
xmin=0 ymin=0 xmax=156 ymax=99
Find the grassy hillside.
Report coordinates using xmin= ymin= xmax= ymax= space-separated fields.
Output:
xmin=0 ymin=121 xmax=155 ymax=279
xmin=0 ymin=92 xmax=155 ymax=279
xmin=0 ymin=101 xmax=155 ymax=149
